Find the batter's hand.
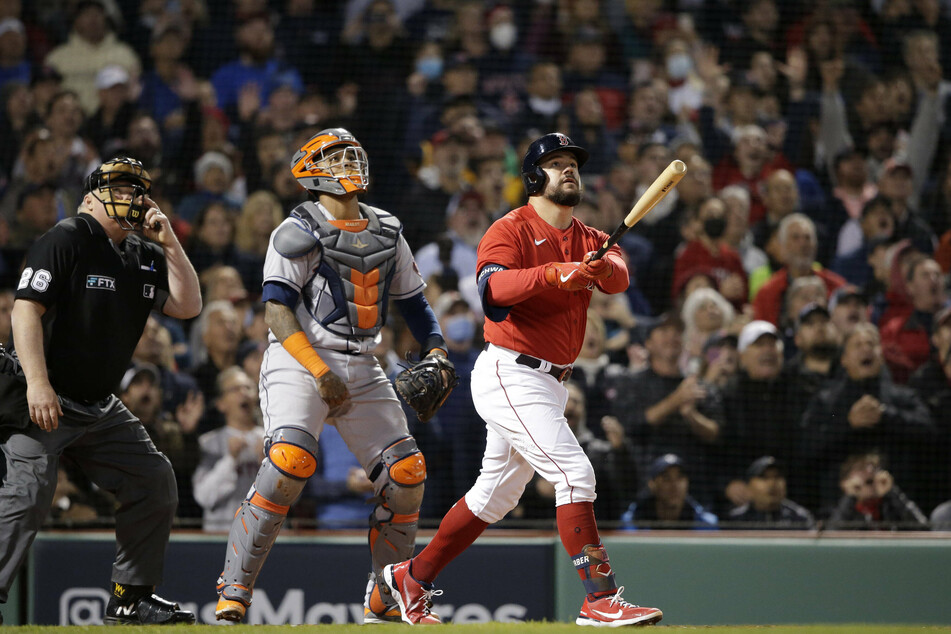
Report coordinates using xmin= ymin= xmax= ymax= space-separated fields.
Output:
xmin=581 ymin=252 xmax=612 ymax=281
xmin=27 ymin=380 xmax=63 ymax=432
xmin=317 ymin=371 xmax=352 ymax=418
xmin=544 ymin=262 xmax=595 ymax=292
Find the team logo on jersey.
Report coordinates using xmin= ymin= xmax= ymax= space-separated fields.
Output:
xmin=86 ymin=275 xmax=116 ymax=291
xmin=352 ymin=237 xmax=370 ymax=249
xmin=143 ymin=284 xmax=155 ymax=299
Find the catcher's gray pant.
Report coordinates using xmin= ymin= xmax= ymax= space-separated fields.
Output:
xmin=0 ymin=395 xmax=177 ymax=603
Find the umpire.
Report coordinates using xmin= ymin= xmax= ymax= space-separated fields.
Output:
xmin=0 ymin=157 xmax=202 ymax=624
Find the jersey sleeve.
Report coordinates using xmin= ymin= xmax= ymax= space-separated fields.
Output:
xmin=262 ymin=219 xmax=321 ymax=293
xmin=14 ymin=225 xmax=79 ymax=308
xmin=476 ymin=220 xmax=521 ymax=271
xmin=388 ymin=234 xmax=426 ymax=300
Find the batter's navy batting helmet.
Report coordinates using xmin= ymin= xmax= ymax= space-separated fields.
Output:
xmin=521 ymin=133 xmax=589 ymax=196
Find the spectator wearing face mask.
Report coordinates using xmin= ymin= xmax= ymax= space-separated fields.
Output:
xmin=672 ymin=196 xmax=748 ymax=309
xmin=415 ymin=293 xmax=485 ymax=519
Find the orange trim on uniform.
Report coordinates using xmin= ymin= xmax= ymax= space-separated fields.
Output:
xmin=249 ymin=492 xmax=290 ymax=515
xmin=389 ymin=512 xmax=420 ymax=523
xmin=268 ymin=442 xmax=318 ymax=478
xmin=351 ymin=268 xmax=380 ymax=286
xmin=330 ymin=219 xmax=369 ymax=233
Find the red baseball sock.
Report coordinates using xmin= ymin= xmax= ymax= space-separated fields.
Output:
xmin=558 ymin=502 xmax=617 ymax=597
xmin=411 ymin=498 xmax=489 ymax=583
xmin=556 ymin=501 xmax=601 ymax=555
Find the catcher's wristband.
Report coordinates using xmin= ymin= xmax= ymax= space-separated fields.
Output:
xmin=282 ymin=331 xmax=329 ymax=379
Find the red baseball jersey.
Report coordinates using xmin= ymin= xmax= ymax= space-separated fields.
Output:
xmin=477 ymin=204 xmax=627 ymax=365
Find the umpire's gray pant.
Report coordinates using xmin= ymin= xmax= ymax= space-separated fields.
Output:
xmin=0 ymin=395 xmax=177 ymax=603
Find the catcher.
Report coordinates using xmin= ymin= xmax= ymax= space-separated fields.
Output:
xmin=214 ymin=129 xmax=457 ymax=624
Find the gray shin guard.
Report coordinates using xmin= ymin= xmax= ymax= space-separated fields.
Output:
xmin=368 ymin=436 xmax=425 ymax=576
xmin=217 ymin=428 xmax=318 ymax=606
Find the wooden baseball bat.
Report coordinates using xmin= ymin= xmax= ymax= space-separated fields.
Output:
xmin=589 ymin=159 xmax=687 ymax=261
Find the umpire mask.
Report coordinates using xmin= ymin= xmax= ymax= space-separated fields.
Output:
xmin=83 ymin=157 xmax=153 ymax=231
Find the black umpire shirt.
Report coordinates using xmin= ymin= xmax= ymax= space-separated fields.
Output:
xmin=13 ymin=213 xmax=169 ymax=404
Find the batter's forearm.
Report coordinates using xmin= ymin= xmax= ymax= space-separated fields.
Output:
xmin=11 ymin=299 xmax=50 ymax=386
xmin=162 ymin=239 xmax=203 ymax=319
xmin=485 ymin=266 xmax=550 ymax=306
xmin=595 ymin=252 xmax=629 ymax=294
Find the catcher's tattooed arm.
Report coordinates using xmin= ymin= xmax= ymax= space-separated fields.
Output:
xmin=264 ymin=299 xmax=352 ymax=416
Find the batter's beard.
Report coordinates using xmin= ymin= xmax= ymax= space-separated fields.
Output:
xmin=547 ymin=184 xmax=583 ymax=207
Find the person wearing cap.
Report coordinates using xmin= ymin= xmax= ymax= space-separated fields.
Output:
xmin=800 ymin=322 xmax=934 ymax=511
xmin=779 ymin=275 xmax=827 ymax=357
xmin=82 ymin=64 xmax=136 ymax=156
xmin=877 ymin=157 xmax=937 ymax=255
xmin=118 ymin=360 xmax=199 ymax=518
xmin=620 ymin=453 xmax=718 ymax=530
xmin=828 ymin=147 xmax=877 ymax=252
xmin=721 ymin=320 xmax=796 ymax=508
xmin=7 ymin=183 xmax=58 ymax=250
xmin=209 ymin=11 xmax=302 ymax=112
xmin=0 ymin=18 xmax=30 ymax=88
xmin=177 ymin=151 xmax=237 ymax=223
xmin=880 ymin=255 xmax=948 ymax=383
xmin=827 ymin=451 xmax=928 ymax=530
xmin=413 ymin=190 xmax=490 ymax=304
xmin=43 ymin=0 xmax=140 ymax=114
xmin=611 ymin=311 xmax=723 ymax=508
xmin=831 ymin=195 xmax=896 ymax=288
xmin=752 ymin=213 xmax=847 ymax=326
xmin=192 ymin=366 xmax=265 ymax=532
xmin=908 ymin=305 xmax=951 ymax=512
xmin=787 ymin=302 xmax=840 ymax=401
xmin=828 ymin=284 xmax=870 ymax=336
xmin=726 ymin=456 xmax=815 ymax=529
xmin=0 ymin=153 xmax=201 ymax=624
xmin=698 ymin=331 xmax=740 ymax=390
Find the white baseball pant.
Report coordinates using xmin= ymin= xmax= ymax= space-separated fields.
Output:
xmin=464 ymin=344 xmax=597 ymax=523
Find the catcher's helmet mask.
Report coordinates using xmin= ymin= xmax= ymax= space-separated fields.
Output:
xmin=521 ymin=132 xmax=589 ymax=196
xmin=83 ymin=156 xmax=153 ymax=231
xmin=291 ymin=128 xmax=369 ymax=197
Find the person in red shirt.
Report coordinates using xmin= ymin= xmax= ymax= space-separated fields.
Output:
xmin=672 ymin=196 xmax=748 ymax=307
xmin=753 ymin=213 xmax=846 ymax=325
xmin=381 ymin=133 xmax=663 ymax=627
xmin=712 ymin=124 xmax=794 ymax=224
xmin=880 ymin=256 xmax=948 ymax=384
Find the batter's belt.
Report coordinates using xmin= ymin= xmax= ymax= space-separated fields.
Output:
xmin=483 ymin=343 xmax=573 ymax=382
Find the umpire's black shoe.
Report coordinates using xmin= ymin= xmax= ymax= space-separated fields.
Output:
xmin=103 ymin=594 xmax=196 ymax=625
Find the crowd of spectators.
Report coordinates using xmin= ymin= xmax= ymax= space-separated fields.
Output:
xmin=2 ymin=0 xmax=951 ymax=530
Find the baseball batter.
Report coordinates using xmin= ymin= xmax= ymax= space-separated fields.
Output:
xmin=214 ymin=129 xmax=455 ymax=624
xmin=382 ymin=133 xmax=664 ymax=626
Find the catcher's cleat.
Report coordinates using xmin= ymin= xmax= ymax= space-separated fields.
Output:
xmin=102 ymin=594 xmax=196 ymax=625
xmin=576 ymin=587 xmax=662 ymax=627
xmin=381 ymin=561 xmax=442 ymax=625
xmin=363 ymin=606 xmax=403 ymax=624
xmin=215 ymin=597 xmax=248 ymax=622
xmin=363 ymin=575 xmax=401 ymax=624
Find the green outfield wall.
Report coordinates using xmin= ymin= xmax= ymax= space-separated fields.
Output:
xmin=555 ymin=535 xmax=951 ymax=625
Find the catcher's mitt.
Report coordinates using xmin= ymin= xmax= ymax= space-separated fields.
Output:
xmin=395 ymin=353 xmax=459 ymax=422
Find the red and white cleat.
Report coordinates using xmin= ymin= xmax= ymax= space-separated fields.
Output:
xmin=381 ymin=561 xmax=442 ymax=625
xmin=576 ymin=586 xmax=663 ymax=627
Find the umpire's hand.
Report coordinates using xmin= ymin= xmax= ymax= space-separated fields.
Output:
xmin=27 ymin=379 xmax=62 ymax=432
xmin=140 ymin=197 xmax=175 ymax=247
